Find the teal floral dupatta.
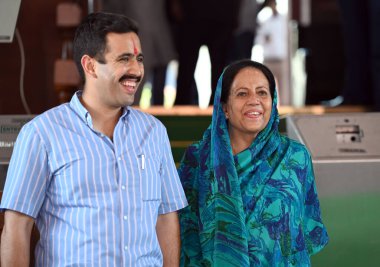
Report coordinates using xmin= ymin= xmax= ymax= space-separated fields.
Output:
xmin=179 ymin=70 xmax=328 ymax=266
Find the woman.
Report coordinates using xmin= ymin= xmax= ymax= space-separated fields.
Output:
xmin=178 ymin=60 xmax=328 ymax=266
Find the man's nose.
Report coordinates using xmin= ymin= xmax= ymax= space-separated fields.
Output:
xmin=128 ymin=58 xmax=143 ymax=77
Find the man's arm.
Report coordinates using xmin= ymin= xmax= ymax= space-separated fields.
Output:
xmin=1 ymin=210 xmax=34 ymax=267
xmin=156 ymin=211 xmax=181 ymax=267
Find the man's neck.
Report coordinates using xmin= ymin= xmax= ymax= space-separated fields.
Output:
xmin=80 ymin=92 xmax=123 ymax=140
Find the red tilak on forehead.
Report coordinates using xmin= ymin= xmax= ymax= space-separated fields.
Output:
xmin=132 ymin=39 xmax=138 ymax=55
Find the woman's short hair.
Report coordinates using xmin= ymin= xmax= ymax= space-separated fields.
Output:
xmin=221 ymin=60 xmax=276 ymax=104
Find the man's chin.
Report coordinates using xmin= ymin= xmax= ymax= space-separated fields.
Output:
xmin=118 ymin=94 xmax=135 ymax=107
xmin=124 ymin=99 xmax=135 ymax=107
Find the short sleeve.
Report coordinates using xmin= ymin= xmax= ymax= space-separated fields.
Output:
xmin=157 ymin=126 xmax=188 ymax=214
xmin=0 ymin=123 xmax=50 ymax=218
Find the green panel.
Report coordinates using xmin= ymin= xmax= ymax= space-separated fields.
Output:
xmin=171 ymin=148 xmax=187 ymax=166
xmin=156 ymin=116 xmax=211 ymax=163
xmin=312 ymin=193 xmax=380 ymax=267
xmin=157 ymin=116 xmax=211 ymax=141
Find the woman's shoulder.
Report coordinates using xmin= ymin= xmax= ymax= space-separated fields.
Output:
xmin=183 ymin=126 xmax=212 ymax=162
xmin=280 ymin=135 xmax=312 ymax=159
xmin=181 ymin=141 xmax=202 ymax=165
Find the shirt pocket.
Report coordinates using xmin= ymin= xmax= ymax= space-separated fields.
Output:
xmin=139 ymin=153 xmax=162 ymax=201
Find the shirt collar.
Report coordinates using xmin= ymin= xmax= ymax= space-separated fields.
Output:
xmin=69 ymin=90 xmax=131 ymax=127
xmin=69 ymin=91 xmax=90 ymax=125
xmin=121 ymin=106 xmax=130 ymax=121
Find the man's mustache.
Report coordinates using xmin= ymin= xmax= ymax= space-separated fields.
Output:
xmin=119 ymin=74 xmax=142 ymax=83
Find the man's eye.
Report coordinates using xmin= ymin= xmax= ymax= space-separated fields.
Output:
xmin=137 ymin=56 xmax=144 ymax=63
xmin=120 ymin=57 xmax=130 ymax=62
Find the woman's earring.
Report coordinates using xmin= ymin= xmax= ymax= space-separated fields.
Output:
xmin=225 ymin=113 xmax=229 ymax=119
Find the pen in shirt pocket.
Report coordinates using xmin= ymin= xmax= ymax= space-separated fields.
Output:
xmin=139 ymin=154 xmax=145 ymax=170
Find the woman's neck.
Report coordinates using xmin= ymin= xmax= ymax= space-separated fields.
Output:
xmin=229 ymin=130 xmax=257 ymax=155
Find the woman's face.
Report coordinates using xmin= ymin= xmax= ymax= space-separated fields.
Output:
xmin=223 ymin=67 xmax=272 ymax=140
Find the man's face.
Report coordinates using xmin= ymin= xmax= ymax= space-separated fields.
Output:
xmin=93 ymin=32 xmax=144 ymax=108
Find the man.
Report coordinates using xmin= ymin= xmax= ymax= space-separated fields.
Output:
xmin=256 ymin=0 xmax=290 ymax=105
xmin=169 ymin=0 xmax=241 ymax=106
xmin=337 ymin=0 xmax=380 ymax=111
xmin=0 ymin=12 xmax=187 ymax=266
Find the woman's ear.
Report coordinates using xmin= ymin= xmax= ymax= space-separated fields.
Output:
xmin=81 ymin=55 xmax=97 ymax=79
xmin=222 ymin=103 xmax=229 ymax=119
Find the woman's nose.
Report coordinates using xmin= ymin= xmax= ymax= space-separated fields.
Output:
xmin=247 ymin=93 xmax=260 ymax=105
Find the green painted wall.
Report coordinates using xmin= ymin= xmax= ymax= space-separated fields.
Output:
xmin=312 ymin=193 xmax=380 ymax=267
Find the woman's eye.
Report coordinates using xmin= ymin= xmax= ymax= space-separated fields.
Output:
xmin=236 ymin=91 xmax=247 ymax=97
xmin=257 ymin=90 xmax=268 ymax=96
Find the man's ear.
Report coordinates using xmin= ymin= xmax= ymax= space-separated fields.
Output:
xmin=81 ymin=55 xmax=97 ymax=78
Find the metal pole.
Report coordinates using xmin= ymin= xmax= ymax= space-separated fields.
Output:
xmin=88 ymin=0 xmax=94 ymax=14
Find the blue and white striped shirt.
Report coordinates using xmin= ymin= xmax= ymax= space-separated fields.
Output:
xmin=1 ymin=92 xmax=188 ymax=266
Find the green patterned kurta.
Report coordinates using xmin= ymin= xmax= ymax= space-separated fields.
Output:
xmin=178 ymin=69 xmax=328 ymax=266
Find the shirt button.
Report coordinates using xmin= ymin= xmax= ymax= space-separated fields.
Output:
xmin=118 ymin=157 xmax=122 ymax=161
xmin=121 ymin=185 xmax=126 ymax=190
xmin=124 ymin=246 xmax=128 ymax=250
xmin=123 ymin=215 xmax=128 ymax=220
